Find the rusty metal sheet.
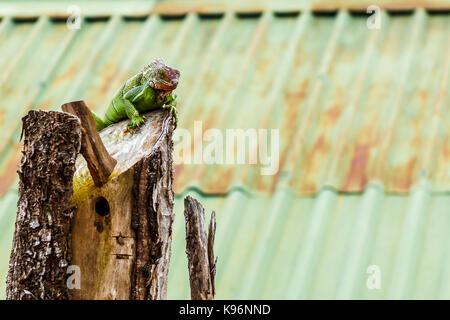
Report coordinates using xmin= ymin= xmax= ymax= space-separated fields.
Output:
xmin=0 ymin=1 xmax=155 ymax=19
xmin=153 ymin=0 xmax=450 ymax=14
xmin=0 ymin=2 xmax=450 ymax=300
xmin=0 ymin=5 xmax=449 ymax=198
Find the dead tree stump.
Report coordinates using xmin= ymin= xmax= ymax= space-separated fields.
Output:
xmin=70 ymin=107 xmax=175 ymax=300
xmin=6 ymin=110 xmax=82 ymax=300
xmin=6 ymin=106 xmax=175 ymax=300
xmin=184 ymin=196 xmax=217 ymax=300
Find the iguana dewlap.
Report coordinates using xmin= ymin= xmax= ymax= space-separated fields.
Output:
xmin=92 ymin=58 xmax=180 ymax=131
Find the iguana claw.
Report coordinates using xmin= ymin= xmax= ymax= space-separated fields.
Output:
xmin=163 ymin=94 xmax=178 ymax=127
xmin=170 ymin=105 xmax=178 ymax=127
xmin=128 ymin=115 xmax=145 ymax=129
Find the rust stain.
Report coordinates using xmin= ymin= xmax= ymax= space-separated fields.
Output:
xmin=268 ymin=92 xmax=303 ymax=190
xmin=342 ymin=144 xmax=369 ymax=191
xmin=264 ymin=80 xmax=311 ymax=193
xmin=283 ymin=79 xmax=310 ymax=139
xmin=311 ymin=134 xmax=327 ymax=154
xmin=174 ymin=164 xmax=183 ymax=181
xmin=297 ymin=181 xmax=318 ymax=195
xmin=324 ymin=103 xmax=342 ymax=124
xmin=0 ymin=108 xmax=7 ymax=131
xmin=208 ymin=166 xmax=234 ymax=193
xmin=391 ymin=158 xmax=417 ymax=191
xmin=53 ymin=65 xmax=79 ymax=84
xmin=0 ymin=145 xmax=21 ymax=197
xmin=355 ymin=125 xmax=375 ymax=146
xmin=284 ymin=94 xmax=303 ymax=127
xmin=442 ymin=136 xmax=450 ymax=160
xmin=269 ymin=163 xmax=284 ymax=194
xmin=411 ymin=135 xmax=422 ymax=149
xmin=420 ymin=91 xmax=428 ymax=104
xmin=300 ymin=134 xmax=328 ymax=192
xmin=98 ymin=68 xmax=117 ymax=96
xmin=173 ymin=165 xmax=187 ymax=194
xmin=35 ymin=99 xmax=54 ymax=111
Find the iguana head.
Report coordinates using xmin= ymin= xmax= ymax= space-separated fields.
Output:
xmin=143 ymin=59 xmax=180 ymax=91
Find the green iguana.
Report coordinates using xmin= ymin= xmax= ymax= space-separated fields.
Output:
xmin=92 ymin=58 xmax=180 ymax=131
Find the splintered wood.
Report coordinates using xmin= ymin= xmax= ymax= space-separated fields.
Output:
xmin=184 ymin=196 xmax=217 ymax=300
xmin=61 ymin=100 xmax=116 ymax=186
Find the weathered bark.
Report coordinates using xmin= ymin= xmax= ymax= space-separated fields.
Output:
xmin=70 ymin=109 xmax=175 ymax=300
xmin=61 ymin=100 xmax=117 ymax=186
xmin=130 ymin=113 xmax=175 ymax=300
xmin=184 ymin=196 xmax=217 ymax=300
xmin=207 ymin=210 xmax=217 ymax=297
xmin=6 ymin=110 xmax=82 ymax=300
xmin=7 ymin=108 xmax=175 ymax=300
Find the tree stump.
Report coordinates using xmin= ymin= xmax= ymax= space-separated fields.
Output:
xmin=71 ymin=108 xmax=175 ymax=300
xmin=184 ymin=196 xmax=217 ymax=300
xmin=6 ymin=107 xmax=175 ymax=300
xmin=6 ymin=110 xmax=82 ymax=300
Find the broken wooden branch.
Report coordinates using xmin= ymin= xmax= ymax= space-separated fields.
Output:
xmin=7 ymin=108 xmax=175 ymax=300
xmin=184 ymin=196 xmax=217 ymax=300
xmin=6 ymin=110 xmax=82 ymax=300
xmin=61 ymin=100 xmax=116 ymax=186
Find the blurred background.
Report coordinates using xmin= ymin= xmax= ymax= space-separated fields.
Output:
xmin=0 ymin=0 xmax=450 ymax=299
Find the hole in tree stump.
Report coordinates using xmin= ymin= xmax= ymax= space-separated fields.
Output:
xmin=95 ymin=197 xmax=110 ymax=217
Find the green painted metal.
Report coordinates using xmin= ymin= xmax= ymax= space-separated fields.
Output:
xmin=153 ymin=0 xmax=450 ymax=13
xmin=0 ymin=191 xmax=18 ymax=300
xmin=2 ymin=185 xmax=450 ymax=299
xmin=0 ymin=8 xmax=449 ymax=196
xmin=0 ymin=1 xmax=449 ymax=299
xmin=167 ymin=187 xmax=450 ymax=299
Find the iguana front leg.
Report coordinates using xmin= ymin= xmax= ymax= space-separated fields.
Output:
xmin=162 ymin=93 xmax=178 ymax=126
xmin=124 ymin=99 xmax=145 ymax=129
xmin=123 ymin=86 xmax=146 ymax=129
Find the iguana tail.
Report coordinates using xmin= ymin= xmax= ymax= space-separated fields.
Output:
xmin=91 ymin=111 xmax=107 ymax=131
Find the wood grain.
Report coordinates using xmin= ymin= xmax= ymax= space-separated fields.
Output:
xmin=70 ymin=109 xmax=175 ymax=299
xmin=184 ymin=196 xmax=217 ymax=300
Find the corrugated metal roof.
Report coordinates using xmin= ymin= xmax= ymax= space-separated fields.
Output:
xmin=169 ymin=186 xmax=450 ymax=299
xmin=2 ymin=186 xmax=450 ymax=299
xmin=0 ymin=5 xmax=449 ymax=196
xmin=0 ymin=1 xmax=450 ymax=299
xmin=155 ymin=0 xmax=450 ymax=13
xmin=0 ymin=190 xmax=17 ymax=299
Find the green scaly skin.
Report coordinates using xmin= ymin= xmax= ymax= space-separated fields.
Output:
xmin=93 ymin=58 xmax=180 ymax=131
